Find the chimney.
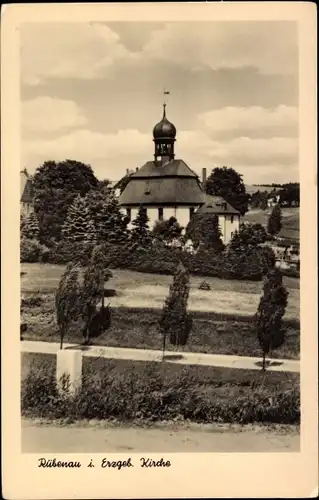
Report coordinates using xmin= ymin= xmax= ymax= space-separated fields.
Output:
xmin=202 ymin=168 xmax=207 ymax=190
xmin=126 ymin=168 xmax=129 ymax=175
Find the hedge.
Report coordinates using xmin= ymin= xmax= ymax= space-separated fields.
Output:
xmin=21 ymin=361 xmax=300 ymax=425
xmin=20 ymin=239 xmax=277 ymax=282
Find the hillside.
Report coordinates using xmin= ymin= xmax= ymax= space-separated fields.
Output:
xmin=244 ymin=207 xmax=299 ymax=241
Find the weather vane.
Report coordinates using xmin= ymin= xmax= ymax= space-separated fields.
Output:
xmin=162 ymin=87 xmax=170 ymax=106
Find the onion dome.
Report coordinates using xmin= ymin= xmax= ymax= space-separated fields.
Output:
xmin=153 ymin=104 xmax=176 ymax=139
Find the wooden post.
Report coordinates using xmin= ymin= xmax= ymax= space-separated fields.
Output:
xmin=56 ymin=350 xmax=82 ymax=394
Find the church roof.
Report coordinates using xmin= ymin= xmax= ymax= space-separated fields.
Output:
xmin=153 ymin=104 xmax=176 ymax=140
xmin=196 ymin=195 xmax=240 ymax=215
xmin=119 ymin=176 xmax=205 ymax=206
xmin=130 ymin=159 xmax=198 ymax=179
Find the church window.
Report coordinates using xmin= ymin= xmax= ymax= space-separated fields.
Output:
xmin=189 ymin=207 xmax=195 ymax=219
xmin=230 ymin=215 xmax=234 ymax=223
xmin=126 ymin=208 xmax=131 ymax=221
xmin=158 ymin=207 xmax=164 ymax=220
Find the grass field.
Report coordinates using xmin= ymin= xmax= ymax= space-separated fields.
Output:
xmin=21 ymin=296 xmax=300 ymax=360
xmin=21 ymin=263 xmax=300 ymax=319
xmin=244 ymin=207 xmax=299 ymax=241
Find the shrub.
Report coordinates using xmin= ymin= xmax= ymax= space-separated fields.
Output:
xmin=48 ymin=240 xmax=94 ymax=266
xmin=21 ymin=363 xmax=300 ymax=425
xmin=20 ymin=238 xmax=49 ymax=263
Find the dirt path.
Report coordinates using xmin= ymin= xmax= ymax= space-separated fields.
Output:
xmin=22 ymin=419 xmax=300 ymax=453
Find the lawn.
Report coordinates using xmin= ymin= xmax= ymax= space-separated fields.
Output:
xmin=21 ymin=296 xmax=300 ymax=360
xmin=21 ymin=352 xmax=300 ymax=425
xmin=21 ymin=263 xmax=300 ymax=319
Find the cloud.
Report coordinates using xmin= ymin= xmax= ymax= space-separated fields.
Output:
xmin=141 ymin=22 xmax=297 ymax=75
xmin=22 ymin=97 xmax=87 ymax=132
xmin=22 ymin=126 xmax=298 ymax=184
xmin=198 ymin=105 xmax=298 ymax=134
xmin=20 ymin=23 xmax=135 ymax=85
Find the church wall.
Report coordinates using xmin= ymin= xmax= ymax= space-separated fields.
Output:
xmin=121 ymin=205 xmax=198 ymax=232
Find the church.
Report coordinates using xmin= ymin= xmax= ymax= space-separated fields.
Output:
xmin=119 ymin=103 xmax=240 ymax=244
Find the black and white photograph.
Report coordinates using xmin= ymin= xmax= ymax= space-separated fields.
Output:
xmin=1 ymin=3 xmax=317 ymax=499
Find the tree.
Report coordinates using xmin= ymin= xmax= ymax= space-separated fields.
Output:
xmin=186 ymin=214 xmax=224 ymax=252
xmin=152 ymin=217 xmax=183 ymax=245
xmin=255 ymin=268 xmax=288 ymax=370
xmin=62 ymin=195 xmax=97 ymax=244
xmin=229 ymin=223 xmax=267 ymax=252
xmin=80 ymin=245 xmax=112 ymax=344
xmin=159 ymin=262 xmax=192 ymax=358
xmin=21 ymin=212 xmax=40 ymax=240
xmin=95 ymin=195 xmax=129 ymax=245
xmin=130 ymin=205 xmax=152 ymax=248
xmin=205 ymin=166 xmax=249 ymax=215
xmin=267 ymin=204 xmax=282 ymax=236
xmin=55 ymin=263 xmax=81 ymax=349
xmin=32 ymin=159 xmax=99 ymax=244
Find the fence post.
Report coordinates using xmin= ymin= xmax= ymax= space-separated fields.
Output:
xmin=56 ymin=350 xmax=83 ymax=394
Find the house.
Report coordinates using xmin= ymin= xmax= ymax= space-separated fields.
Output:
xmin=20 ymin=168 xmax=34 ymax=217
xmin=118 ymin=103 xmax=240 ymax=243
xmin=195 ymin=195 xmax=240 ymax=245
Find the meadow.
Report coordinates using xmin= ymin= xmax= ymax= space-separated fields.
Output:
xmin=244 ymin=207 xmax=299 ymax=241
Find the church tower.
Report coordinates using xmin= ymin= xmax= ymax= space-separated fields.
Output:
xmin=153 ymin=103 xmax=176 ymax=164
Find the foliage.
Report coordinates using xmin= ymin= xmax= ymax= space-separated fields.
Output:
xmin=152 ymin=217 xmax=183 ymax=245
xmin=62 ymin=195 xmax=97 ymax=244
xmin=21 ymin=360 xmax=300 ymax=424
xmin=20 ymin=238 xmax=49 ymax=263
xmin=205 ymin=166 xmax=249 ymax=215
xmin=94 ymin=194 xmax=129 ymax=245
xmin=130 ymin=205 xmax=152 ymax=248
xmin=55 ymin=263 xmax=81 ymax=349
xmin=32 ymin=159 xmax=99 ymax=244
xmin=21 ymin=212 xmax=40 ymax=240
xmin=279 ymin=183 xmax=300 ymax=207
xmin=80 ymin=245 xmax=112 ymax=343
xmin=255 ymin=268 xmax=289 ymax=370
xmin=228 ymin=223 xmax=268 ymax=252
xmin=160 ymin=263 xmax=192 ymax=348
xmin=185 ymin=214 xmax=224 ymax=252
xmin=267 ymin=204 xmax=282 ymax=235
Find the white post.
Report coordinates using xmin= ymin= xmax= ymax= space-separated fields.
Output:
xmin=56 ymin=350 xmax=82 ymax=394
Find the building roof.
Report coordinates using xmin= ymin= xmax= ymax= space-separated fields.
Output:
xmin=130 ymin=159 xmax=198 ymax=179
xmin=196 ymin=195 xmax=240 ymax=215
xmin=119 ymin=176 xmax=205 ymax=206
xmin=20 ymin=170 xmax=34 ymax=203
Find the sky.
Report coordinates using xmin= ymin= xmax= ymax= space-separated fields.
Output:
xmin=20 ymin=21 xmax=299 ymax=184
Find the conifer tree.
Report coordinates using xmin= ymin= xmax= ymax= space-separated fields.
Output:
xmin=255 ymin=268 xmax=288 ymax=370
xmin=21 ymin=212 xmax=40 ymax=240
xmin=62 ymin=195 xmax=97 ymax=244
xmin=130 ymin=205 xmax=152 ymax=248
xmin=95 ymin=196 xmax=129 ymax=245
xmin=267 ymin=204 xmax=282 ymax=236
xmin=55 ymin=263 xmax=81 ymax=349
xmin=159 ymin=262 xmax=192 ymax=358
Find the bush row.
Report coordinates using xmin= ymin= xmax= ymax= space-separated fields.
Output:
xmin=21 ymin=239 xmax=277 ymax=282
xmin=21 ymin=362 xmax=300 ymax=425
